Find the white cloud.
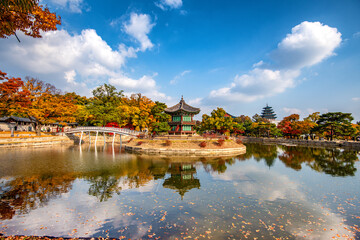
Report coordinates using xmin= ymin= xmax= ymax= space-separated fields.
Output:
xmin=64 ymin=70 xmax=76 ymax=84
xmin=156 ymin=0 xmax=182 ymax=10
xmin=352 ymin=97 xmax=360 ymax=101
xmin=209 ymin=68 xmax=299 ymax=102
xmin=188 ymin=97 xmax=202 ymax=106
xmin=110 ymin=75 xmax=156 ymax=90
xmin=47 ymin=0 xmax=84 ymax=13
xmin=1 ymin=29 xmax=131 ymax=76
xmin=124 ymin=13 xmax=155 ymax=52
xmin=207 ymin=21 xmax=342 ymax=104
xmin=271 ymin=21 xmax=342 ymax=69
xmin=283 ymin=107 xmax=302 ymax=115
xmin=0 ymin=17 xmax=167 ymax=100
xmin=170 ymin=70 xmax=191 ymax=84
xmin=109 ymin=74 xmax=170 ymax=101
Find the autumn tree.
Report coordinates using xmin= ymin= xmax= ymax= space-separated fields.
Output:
xmin=23 ymin=77 xmax=77 ymax=135
xmin=312 ymin=112 xmax=355 ymax=141
xmin=87 ymin=84 xmax=124 ymax=126
xmin=0 ymin=0 xmax=61 ymax=41
xmin=64 ymin=92 xmax=90 ymax=126
xmin=125 ymin=93 xmax=156 ymax=131
xmin=304 ymin=112 xmax=320 ymax=123
xmin=234 ymin=115 xmax=253 ymax=136
xmin=0 ymin=70 xmax=30 ymax=116
xmin=252 ymin=113 xmax=269 ymax=123
xmin=277 ymin=114 xmax=302 ymax=138
xmin=200 ymin=108 xmax=236 ymax=134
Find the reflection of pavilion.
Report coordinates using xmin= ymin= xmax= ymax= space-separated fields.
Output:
xmin=163 ymin=163 xmax=200 ymax=199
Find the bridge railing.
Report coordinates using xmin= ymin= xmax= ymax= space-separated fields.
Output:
xmin=64 ymin=126 xmax=142 ymax=136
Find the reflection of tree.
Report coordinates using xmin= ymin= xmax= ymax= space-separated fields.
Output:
xmin=278 ymin=146 xmax=315 ymax=170
xmin=239 ymin=143 xmax=278 ymax=168
xmin=201 ymin=157 xmax=237 ymax=174
xmin=87 ymin=174 xmax=122 ymax=202
xmin=163 ymin=163 xmax=200 ymax=199
xmin=308 ymin=149 xmax=358 ymax=177
xmin=83 ymin=158 xmax=170 ymax=202
xmin=0 ymin=175 xmax=75 ymax=220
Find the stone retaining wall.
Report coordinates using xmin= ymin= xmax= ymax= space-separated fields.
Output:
xmin=241 ymin=137 xmax=360 ymax=150
xmin=0 ymin=136 xmax=73 ymax=148
xmin=124 ymin=145 xmax=246 ymax=156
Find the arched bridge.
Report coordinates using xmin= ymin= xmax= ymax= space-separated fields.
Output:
xmin=64 ymin=127 xmax=143 ymax=146
xmin=65 ymin=126 xmax=142 ymax=137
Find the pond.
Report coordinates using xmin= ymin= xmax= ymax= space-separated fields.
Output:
xmin=0 ymin=143 xmax=359 ymax=239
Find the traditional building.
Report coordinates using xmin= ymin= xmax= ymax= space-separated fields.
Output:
xmin=164 ymin=97 xmax=200 ymax=135
xmin=261 ymin=104 xmax=277 ymax=121
xmin=0 ymin=116 xmax=36 ymax=131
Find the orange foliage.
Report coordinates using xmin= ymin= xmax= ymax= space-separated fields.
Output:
xmin=0 ymin=70 xmax=31 ymax=116
xmin=0 ymin=0 xmax=61 ymax=39
xmin=23 ymin=78 xmax=77 ymax=125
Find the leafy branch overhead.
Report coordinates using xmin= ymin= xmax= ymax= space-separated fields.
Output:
xmin=0 ymin=0 xmax=61 ymax=40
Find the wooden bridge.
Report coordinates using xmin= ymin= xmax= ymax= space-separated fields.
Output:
xmin=64 ymin=127 xmax=142 ymax=146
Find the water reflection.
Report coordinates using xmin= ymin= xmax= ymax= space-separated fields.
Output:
xmin=0 ymin=175 xmax=75 ymax=220
xmin=163 ymin=163 xmax=200 ymax=199
xmin=243 ymin=143 xmax=358 ymax=176
xmin=0 ymin=143 xmax=359 ymax=239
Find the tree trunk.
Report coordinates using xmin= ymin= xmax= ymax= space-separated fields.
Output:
xmin=330 ymin=127 xmax=333 ymax=141
xmin=35 ymin=121 xmax=41 ymax=136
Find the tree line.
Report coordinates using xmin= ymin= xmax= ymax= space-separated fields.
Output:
xmin=1 ymin=72 xmax=359 ymax=139
xmin=0 ymin=72 xmax=170 ymax=135
xmin=197 ymin=107 xmax=360 ymax=140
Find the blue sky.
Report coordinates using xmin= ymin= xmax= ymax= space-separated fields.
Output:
xmin=1 ymin=0 xmax=359 ymax=121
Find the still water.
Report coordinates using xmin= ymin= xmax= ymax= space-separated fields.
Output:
xmin=0 ymin=143 xmax=359 ymax=239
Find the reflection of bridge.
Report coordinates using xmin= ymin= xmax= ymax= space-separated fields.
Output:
xmin=64 ymin=127 xmax=142 ymax=146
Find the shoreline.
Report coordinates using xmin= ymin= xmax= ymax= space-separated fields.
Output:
xmin=241 ymin=136 xmax=360 ymax=150
xmin=1 ymin=134 xmax=360 ymax=151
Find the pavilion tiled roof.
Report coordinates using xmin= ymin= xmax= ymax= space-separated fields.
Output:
xmin=164 ymin=97 xmax=200 ymax=114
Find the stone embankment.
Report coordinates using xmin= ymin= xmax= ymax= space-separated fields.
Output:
xmin=0 ymin=133 xmax=133 ymax=148
xmin=241 ymin=136 xmax=360 ymax=150
xmin=124 ymin=145 xmax=246 ymax=156
xmin=0 ymin=136 xmax=73 ymax=148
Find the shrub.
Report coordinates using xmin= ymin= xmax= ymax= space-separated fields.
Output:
xmin=137 ymin=141 xmax=143 ymax=146
xmin=165 ymin=140 xmax=172 ymax=146
xmin=199 ymin=141 xmax=207 ymax=148
xmin=236 ymin=138 xmax=242 ymax=144
xmin=217 ymin=139 xmax=225 ymax=146
xmin=225 ymin=136 xmax=229 ymax=140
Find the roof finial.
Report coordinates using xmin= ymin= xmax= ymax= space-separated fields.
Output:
xmin=181 ymin=95 xmax=184 ymax=101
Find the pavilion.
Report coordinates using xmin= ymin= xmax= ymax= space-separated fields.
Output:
xmin=164 ymin=97 xmax=200 ymax=135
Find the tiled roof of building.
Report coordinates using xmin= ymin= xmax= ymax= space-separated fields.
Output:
xmin=164 ymin=97 xmax=200 ymax=114
xmin=0 ymin=116 xmax=36 ymax=123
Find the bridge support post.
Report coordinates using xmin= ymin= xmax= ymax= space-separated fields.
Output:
xmin=89 ymin=132 xmax=91 ymax=145
xmin=112 ymin=133 xmax=115 ymax=147
xmin=120 ymin=135 xmax=122 ymax=150
xmin=95 ymin=131 xmax=98 ymax=146
xmin=80 ymin=131 xmax=83 ymax=145
xmin=103 ymin=132 xmax=106 ymax=147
